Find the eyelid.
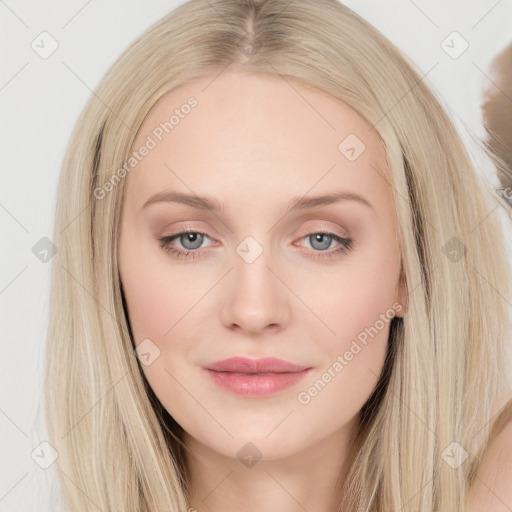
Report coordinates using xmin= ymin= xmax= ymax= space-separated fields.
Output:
xmin=295 ymin=222 xmax=348 ymax=239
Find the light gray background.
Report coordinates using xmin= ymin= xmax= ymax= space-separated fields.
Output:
xmin=1 ymin=1 xmax=511 ymax=510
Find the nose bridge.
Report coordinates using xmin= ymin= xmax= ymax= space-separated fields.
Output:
xmin=235 ymin=237 xmax=274 ymax=294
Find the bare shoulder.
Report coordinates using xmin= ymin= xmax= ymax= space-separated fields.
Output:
xmin=465 ymin=399 xmax=512 ymax=511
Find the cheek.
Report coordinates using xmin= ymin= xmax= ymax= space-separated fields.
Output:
xmin=295 ymin=280 xmax=394 ymax=423
xmin=119 ymin=230 xmax=197 ymax=346
xmin=119 ymin=242 xmax=201 ymax=421
xmin=302 ymin=256 xmax=400 ymax=349
xmin=295 ymin=250 xmax=399 ymax=403
xmin=121 ymin=270 xmax=180 ymax=344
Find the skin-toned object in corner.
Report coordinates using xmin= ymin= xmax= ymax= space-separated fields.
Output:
xmin=481 ymin=40 xmax=512 ymax=210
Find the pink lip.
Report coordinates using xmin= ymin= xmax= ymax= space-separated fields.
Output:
xmin=202 ymin=357 xmax=313 ymax=397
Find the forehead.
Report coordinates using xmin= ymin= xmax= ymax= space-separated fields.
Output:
xmin=124 ymin=71 xmax=393 ymax=215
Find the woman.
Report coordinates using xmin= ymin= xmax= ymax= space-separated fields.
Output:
xmin=44 ymin=0 xmax=512 ymax=510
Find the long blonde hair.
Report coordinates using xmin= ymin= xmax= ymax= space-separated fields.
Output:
xmin=44 ymin=1 xmax=512 ymax=510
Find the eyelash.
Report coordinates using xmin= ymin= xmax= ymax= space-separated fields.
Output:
xmin=157 ymin=228 xmax=354 ymax=261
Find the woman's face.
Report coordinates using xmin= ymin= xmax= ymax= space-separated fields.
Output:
xmin=118 ymin=70 xmax=406 ymax=462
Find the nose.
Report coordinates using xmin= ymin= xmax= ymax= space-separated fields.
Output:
xmin=219 ymin=247 xmax=291 ymax=335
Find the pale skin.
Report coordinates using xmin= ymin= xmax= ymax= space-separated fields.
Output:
xmin=117 ymin=70 xmax=512 ymax=511
xmin=465 ymin=413 xmax=512 ymax=511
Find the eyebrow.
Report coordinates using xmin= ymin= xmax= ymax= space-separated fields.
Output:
xmin=140 ymin=190 xmax=374 ymax=213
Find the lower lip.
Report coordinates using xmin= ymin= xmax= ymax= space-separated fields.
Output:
xmin=203 ymin=368 xmax=312 ymax=397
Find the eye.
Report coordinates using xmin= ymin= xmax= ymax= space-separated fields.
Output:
xmin=157 ymin=229 xmax=214 ymax=260
xmin=157 ymin=229 xmax=354 ymax=261
xmin=294 ymin=231 xmax=354 ymax=260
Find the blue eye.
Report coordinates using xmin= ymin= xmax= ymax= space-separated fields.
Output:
xmin=300 ymin=232 xmax=353 ymax=260
xmin=157 ymin=229 xmax=353 ymax=261
xmin=158 ymin=230 xmax=212 ymax=260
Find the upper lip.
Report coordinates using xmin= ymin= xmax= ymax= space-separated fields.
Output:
xmin=204 ymin=357 xmax=312 ymax=374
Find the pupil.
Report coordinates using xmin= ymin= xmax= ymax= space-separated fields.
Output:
xmin=182 ymin=232 xmax=202 ymax=250
xmin=312 ymin=233 xmax=331 ymax=250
